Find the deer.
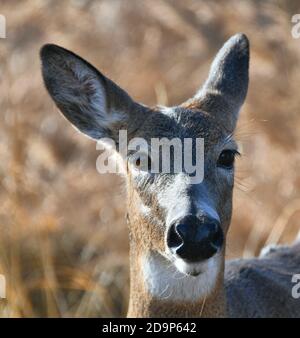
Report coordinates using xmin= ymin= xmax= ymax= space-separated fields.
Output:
xmin=40 ymin=33 xmax=300 ymax=318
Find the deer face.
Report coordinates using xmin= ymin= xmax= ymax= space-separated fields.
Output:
xmin=126 ymin=107 xmax=238 ymax=276
xmin=41 ymin=34 xmax=249 ymax=287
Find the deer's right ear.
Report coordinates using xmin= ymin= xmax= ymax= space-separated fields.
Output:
xmin=40 ymin=44 xmax=146 ymax=140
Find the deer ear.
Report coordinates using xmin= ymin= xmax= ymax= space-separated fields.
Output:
xmin=40 ymin=44 xmax=145 ymax=140
xmin=194 ymin=33 xmax=249 ymax=131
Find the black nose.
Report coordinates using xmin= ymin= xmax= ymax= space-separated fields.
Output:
xmin=167 ymin=215 xmax=223 ymax=262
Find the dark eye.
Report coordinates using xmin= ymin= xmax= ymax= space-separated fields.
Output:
xmin=130 ymin=153 xmax=152 ymax=171
xmin=134 ymin=157 xmax=141 ymax=168
xmin=217 ymin=150 xmax=239 ymax=169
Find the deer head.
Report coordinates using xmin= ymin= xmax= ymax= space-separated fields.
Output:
xmin=41 ymin=33 xmax=249 ymax=317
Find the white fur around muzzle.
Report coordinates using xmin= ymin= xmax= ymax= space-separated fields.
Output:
xmin=142 ymin=253 xmax=221 ymax=302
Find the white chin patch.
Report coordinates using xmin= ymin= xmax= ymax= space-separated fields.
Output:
xmin=174 ymin=257 xmax=218 ymax=277
xmin=142 ymin=253 xmax=221 ymax=302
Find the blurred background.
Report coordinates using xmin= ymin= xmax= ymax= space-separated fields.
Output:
xmin=0 ymin=0 xmax=300 ymax=317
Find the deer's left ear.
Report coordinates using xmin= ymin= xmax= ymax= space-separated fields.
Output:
xmin=192 ymin=33 xmax=249 ymax=131
xmin=40 ymin=44 xmax=147 ymax=141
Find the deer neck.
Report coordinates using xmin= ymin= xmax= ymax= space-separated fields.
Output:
xmin=127 ymin=244 xmax=227 ymax=318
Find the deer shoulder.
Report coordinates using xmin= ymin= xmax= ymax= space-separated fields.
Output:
xmin=225 ymin=242 xmax=300 ymax=318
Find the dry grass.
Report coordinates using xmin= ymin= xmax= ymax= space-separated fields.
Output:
xmin=0 ymin=0 xmax=300 ymax=317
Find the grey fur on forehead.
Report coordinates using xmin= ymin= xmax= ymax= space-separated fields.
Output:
xmin=152 ymin=106 xmax=231 ymax=140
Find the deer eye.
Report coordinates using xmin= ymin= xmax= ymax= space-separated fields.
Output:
xmin=217 ymin=150 xmax=239 ymax=169
xmin=129 ymin=153 xmax=152 ymax=172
